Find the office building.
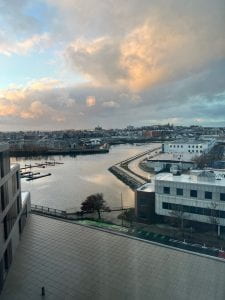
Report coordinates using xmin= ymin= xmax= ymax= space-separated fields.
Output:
xmin=155 ymin=170 xmax=225 ymax=235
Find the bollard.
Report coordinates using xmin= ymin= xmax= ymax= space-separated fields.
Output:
xmin=41 ymin=286 xmax=45 ymax=296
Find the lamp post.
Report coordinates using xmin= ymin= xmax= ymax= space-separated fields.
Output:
xmin=121 ymin=192 xmax=123 ymax=227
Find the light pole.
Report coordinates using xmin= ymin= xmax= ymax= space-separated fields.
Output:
xmin=121 ymin=192 xmax=123 ymax=227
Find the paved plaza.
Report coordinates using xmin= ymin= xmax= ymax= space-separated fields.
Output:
xmin=2 ymin=214 xmax=225 ymax=300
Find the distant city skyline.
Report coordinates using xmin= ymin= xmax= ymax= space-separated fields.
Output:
xmin=0 ymin=0 xmax=225 ymax=131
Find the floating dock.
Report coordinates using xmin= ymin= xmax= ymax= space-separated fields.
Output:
xmin=26 ymin=173 xmax=51 ymax=181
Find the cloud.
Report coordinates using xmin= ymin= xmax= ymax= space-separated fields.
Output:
xmin=102 ymin=101 xmax=119 ymax=108
xmin=0 ymin=0 xmax=225 ymax=130
xmin=0 ymin=32 xmax=50 ymax=56
xmin=64 ymin=1 xmax=225 ymax=92
xmin=0 ymin=79 xmax=65 ymax=123
xmin=86 ymin=96 xmax=96 ymax=107
xmin=65 ymin=37 xmax=125 ymax=86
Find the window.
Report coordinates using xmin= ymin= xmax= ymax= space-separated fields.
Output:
xmin=190 ymin=190 xmax=197 ymax=197
xmin=192 ymin=145 xmax=194 ymax=148
xmin=205 ymin=191 xmax=212 ymax=200
xmin=176 ymin=188 xmax=183 ymax=196
xmin=163 ymin=187 xmax=170 ymax=194
xmin=220 ymin=193 xmax=225 ymax=201
xmin=162 ymin=202 xmax=169 ymax=209
xmin=181 ymin=145 xmax=183 ymax=148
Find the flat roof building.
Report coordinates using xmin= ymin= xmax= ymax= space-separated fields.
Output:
xmin=162 ymin=139 xmax=216 ymax=157
xmin=155 ymin=170 xmax=225 ymax=235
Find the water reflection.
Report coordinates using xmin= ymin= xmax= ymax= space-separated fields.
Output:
xmin=11 ymin=144 xmax=153 ymax=210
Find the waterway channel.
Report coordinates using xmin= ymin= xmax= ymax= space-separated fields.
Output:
xmin=11 ymin=143 xmax=157 ymax=211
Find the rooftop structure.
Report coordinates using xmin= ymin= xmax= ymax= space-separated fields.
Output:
xmin=146 ymin=152 xmax=194 ymax=173
xmin=156 ymin=170 xmax=225 ymax=186
xmin=2 ymin=214 xmax=225 ymax=300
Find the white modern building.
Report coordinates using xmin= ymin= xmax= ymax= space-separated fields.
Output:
xmin=155 ymin=170 xmax=225 ymax=235
xmin=0 ymin=144 xmax=30 ymax=293
xmin=162 ymin=139 xmax=216 ymax=156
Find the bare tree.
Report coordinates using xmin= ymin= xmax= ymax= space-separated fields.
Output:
xmin=208 ymin=201 xmax=220 ymax=237
xmin=169 ymin=204 xmax=188 ymax=232
xmin=81 ymin=193 xmax=109 ymax=219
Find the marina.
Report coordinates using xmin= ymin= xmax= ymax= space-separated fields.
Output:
xmin=12 ymin=143 xmax=155 ymax=210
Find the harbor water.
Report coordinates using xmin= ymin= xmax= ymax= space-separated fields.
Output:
xmin=11 ymin=143 xmax=155 ymax=211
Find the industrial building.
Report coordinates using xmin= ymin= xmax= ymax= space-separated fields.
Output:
xmin=0 ymin=144 xmax=30 ymax=293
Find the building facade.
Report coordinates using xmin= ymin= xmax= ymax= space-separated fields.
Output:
xmin=0 ymin=144 xmax=30 ymax=293
xmin=135 ymin=183 xmax=156 ymax=223
xmin=155 ymin=171 xmax=225 ymax=235
xmin=162 ymin=139 xmax=216 ymax=156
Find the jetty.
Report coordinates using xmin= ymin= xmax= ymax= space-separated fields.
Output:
xmin=20 ymin=172 xmax=40 ymax=178
xmin=109 ymin=145 xmax=161 ymax=189
xmin=26 ymin=173 xmax=51 ymax=181
xmin=20 ymin=161 xmax=64 ymax=170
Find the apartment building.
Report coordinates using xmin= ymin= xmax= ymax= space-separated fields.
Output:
xmin=0 ymin=144 xmax=30 ymax=293
xmin=155 ymin=170 xmax=225 ymax=235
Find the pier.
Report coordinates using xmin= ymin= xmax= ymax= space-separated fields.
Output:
xmin=20 ymin=160 xmax=63 ymax=181
xmin=26 ymin=173 xmax=51 ymax=181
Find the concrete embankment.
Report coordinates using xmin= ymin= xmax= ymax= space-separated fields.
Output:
xmin=109 ymin=166 xmax=144 ymax=189
xmin=109 ymin=145 xmax=161 ymax=189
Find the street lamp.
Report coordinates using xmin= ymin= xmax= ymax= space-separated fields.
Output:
xmin=121 ymin=192 xmax=124 ymax=227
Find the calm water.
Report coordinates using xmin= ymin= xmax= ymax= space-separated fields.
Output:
xmin=11 ymin=144 xmax=155 ymax=211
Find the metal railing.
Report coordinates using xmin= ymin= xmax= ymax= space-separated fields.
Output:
xmin=31 ymin=204 xmax=133 ymax=219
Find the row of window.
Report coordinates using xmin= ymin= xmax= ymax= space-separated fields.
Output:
xmin=169 ymin=145 xmax=203 ymax=149
xmin=163 ymin=186 xmax=225 ymax=201
xmin=162 ymin=202 xmax=225 ymax=218
xmin=188 ymin=150 xmax=203 ymax=153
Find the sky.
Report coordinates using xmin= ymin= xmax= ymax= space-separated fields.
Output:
xmin=0 ymin=0 xmax=225 ymax=131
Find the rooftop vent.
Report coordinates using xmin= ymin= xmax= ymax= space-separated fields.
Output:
xmin=197 ymin=170 xmax=216 ymax=182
